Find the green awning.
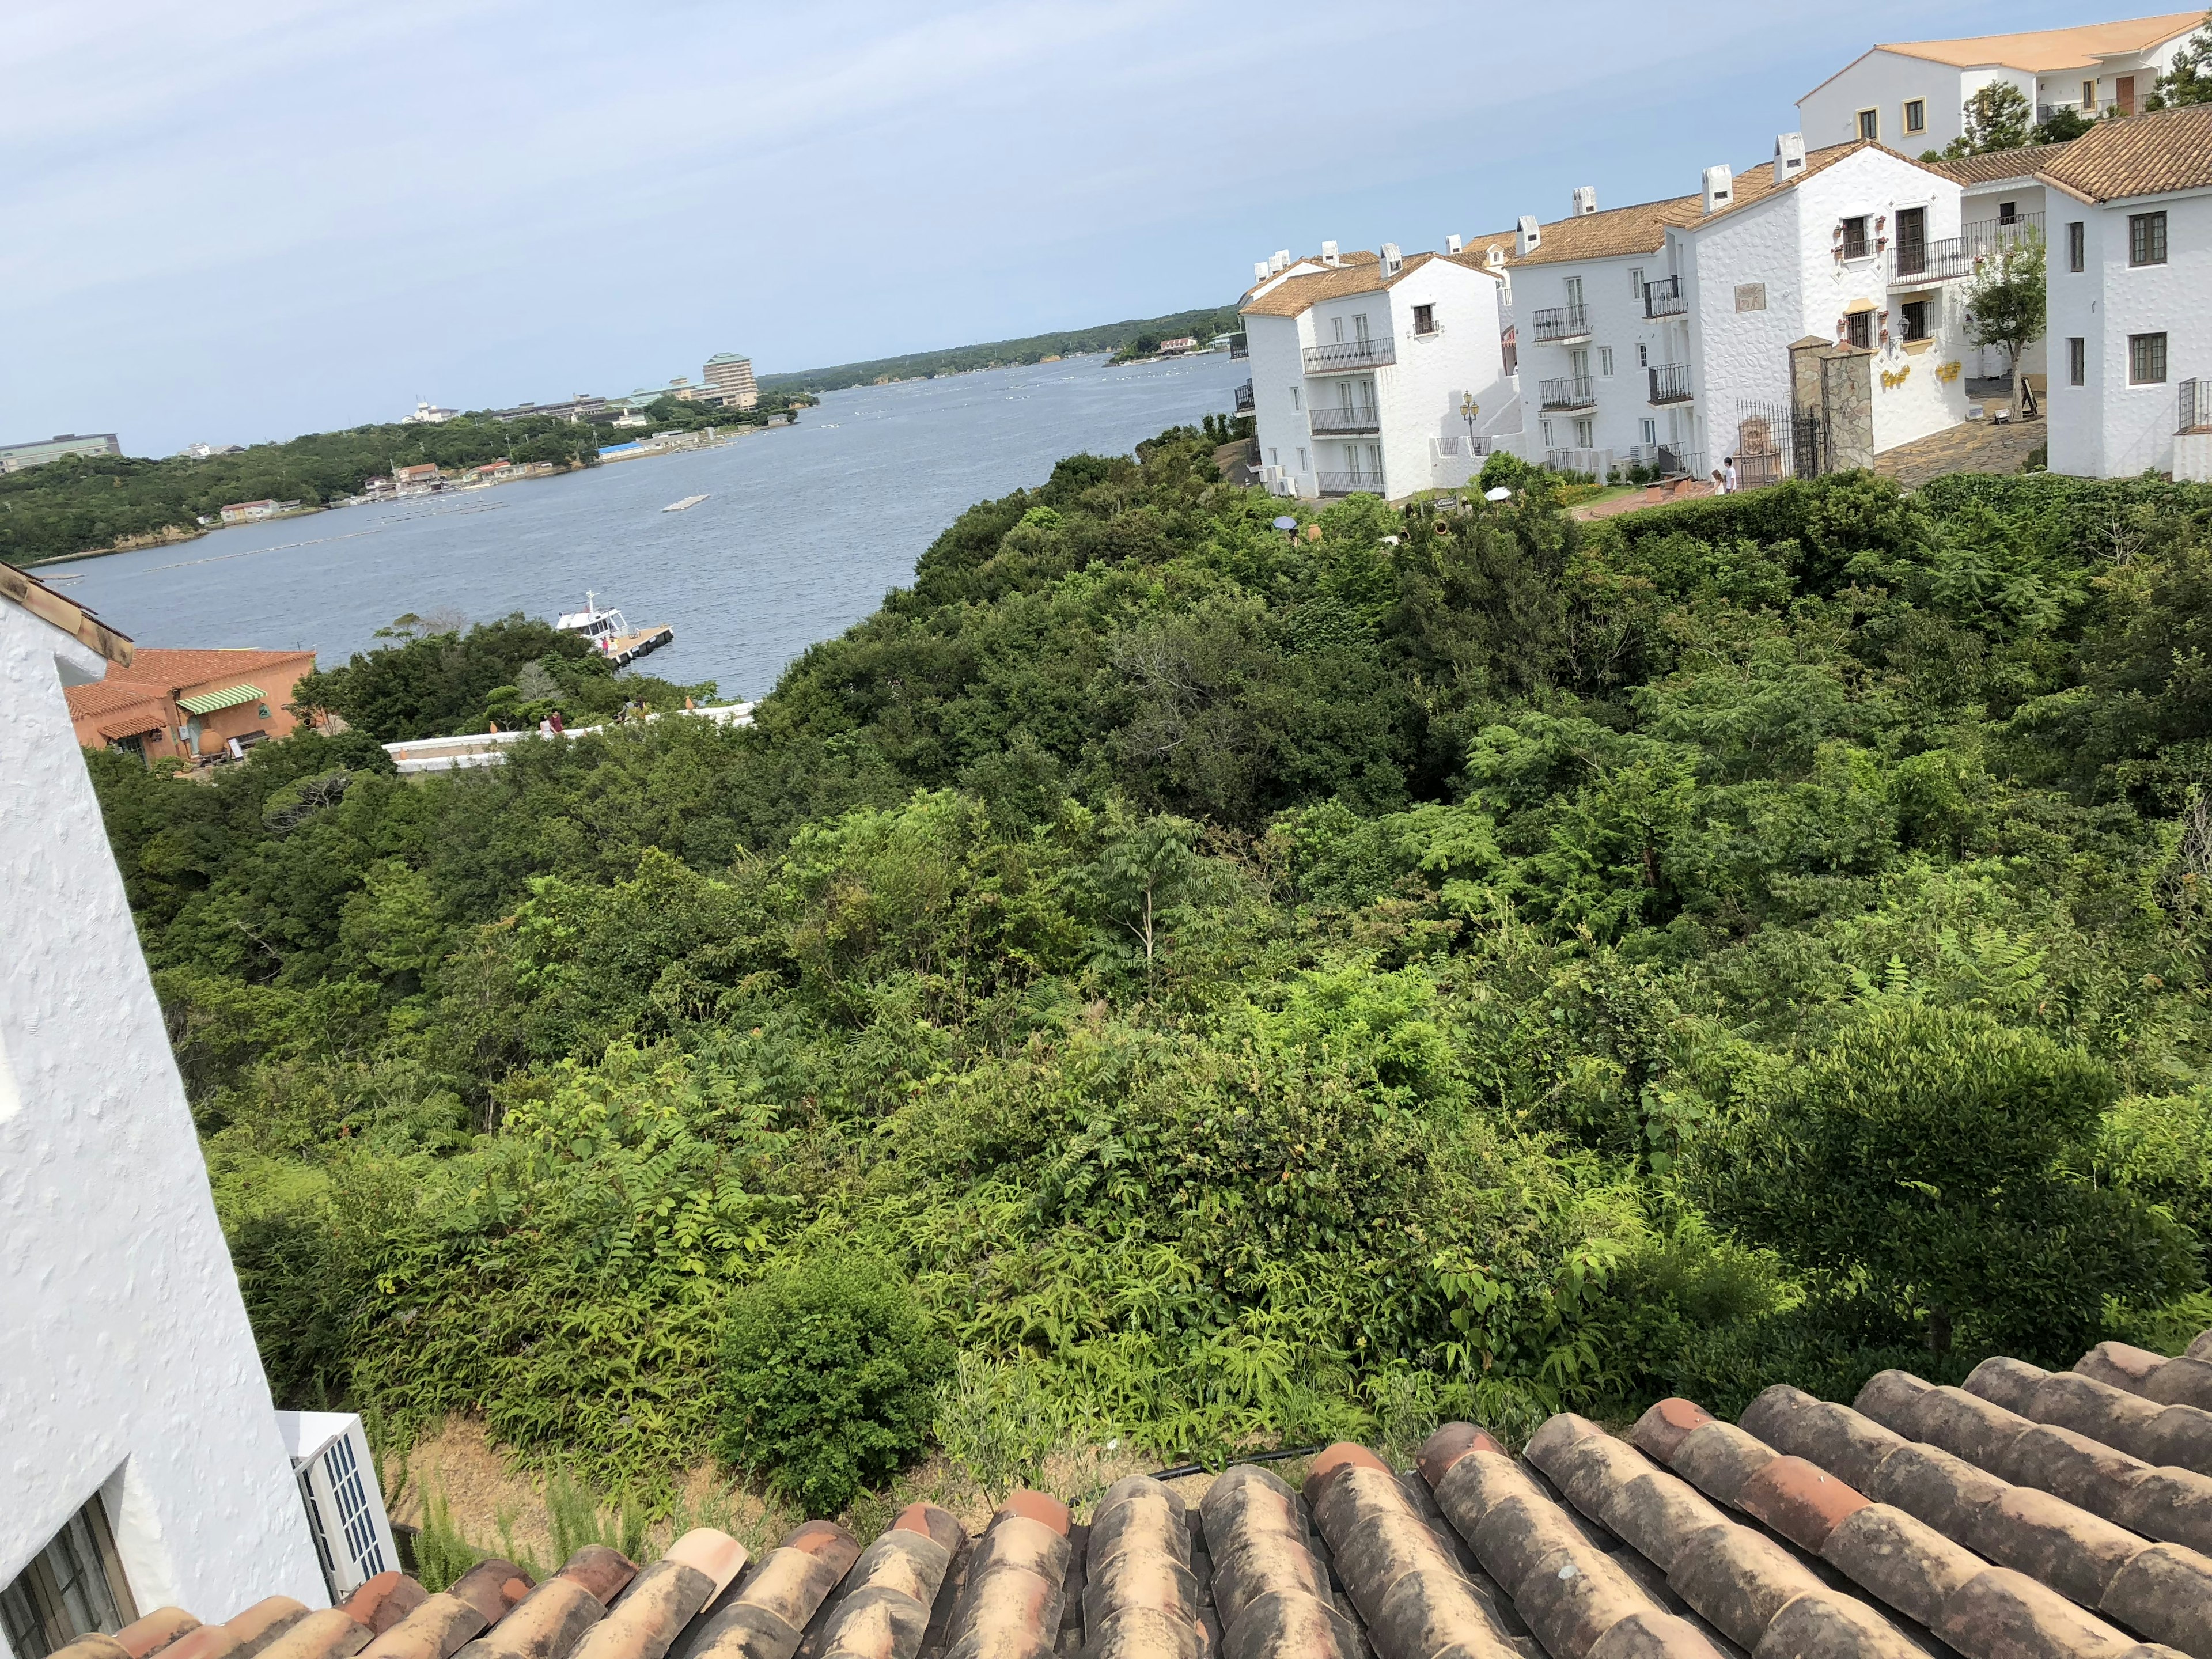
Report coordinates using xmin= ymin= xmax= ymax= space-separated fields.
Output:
xmin=177 ymin=683 xmax=265 ymax=715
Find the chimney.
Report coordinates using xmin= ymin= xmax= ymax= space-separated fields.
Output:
xmin=1380 ymin=241 xmax=1403 ymax=275
xmin=1486 ymin=244 xmax=1506 ymax=268
xmin=1516 ymin=214 xmax=1543 ymax=256
xmin=1254 ymin=260 xmax=1271 ymax=281
xmin=1446 ymin=233 xmax=1464 ymax=255
xmin=1774 ymin=133 xmax=1807 ymax=183
xmin=1702 ymin=165 xmax=1733 ymax=214
xmin=1270 ymin=249 xmax=1291 ymax=273
xmin=1571 ymin=185 xmax=1597 ymax=216
xmin=1321 ymin=239 xmax=1340 ymax=264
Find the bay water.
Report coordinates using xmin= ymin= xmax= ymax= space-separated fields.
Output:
xmin=43 ymin=351 xmax=1248 ymax=700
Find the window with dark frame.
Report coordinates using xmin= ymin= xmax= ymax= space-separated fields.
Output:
xmin=1 ymin=1496 xmax=138 ymax=1659
xmin=1858 ymin=108 xmax=1879 ymax=141
xmin=1904 ymin=99 xmax=1926 ymax=134
xmin=2069 ymin=337 xmax=2086 ymax=385
xmin=2068 ymin=221 xmax=2085 ymax=271
xmin=1900 ymin=300 xmax=1929 ymax=342
xmin=2130 ymin=211 xmax=2168 ymax=266
xmin=1412 ymin=303 xmax=1437 ymax=335
xmin=1841 ymin=216 xmax=1870 ymax=259
xmin=1845 ymin=310 xmax=1873 ymax=350
xmin=2130 ymin=332 xmax=2168 ymax=384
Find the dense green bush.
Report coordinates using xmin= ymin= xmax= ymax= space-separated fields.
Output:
xmin=717 ymin=1255 xmax=950 ymax=1514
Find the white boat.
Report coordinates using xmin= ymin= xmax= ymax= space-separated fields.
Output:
xmin=554 ymin=590 xmax=673 ymax=665
xmin=663 ymin=494 xmax=709 ymax=512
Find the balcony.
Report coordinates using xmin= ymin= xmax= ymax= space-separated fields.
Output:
xmin=1643 ymin=276 xmax=1687 ymax=319
xmin=1892 ymin=212 xmax=2047 ymax=286
xmin=1317 ymin=468 xmax=1387 ymax=497
xmin=2183 ymin=378 xmax=2210 ymax=435
xmin=1302 ymin=336 xmax=1395 ymax=373
xmin=1539 ymin=375 xmax=1597 ymax=411
xmin=1531 ymin=305 xmax=1592 ymax=343
xmin=1233 ymin=381 xmax=1255 ymax=413
xmin=1647 ymin=363 xmax=1693 ymax=405
xmin=1309 ymin=401 xmax=1381 ymax=434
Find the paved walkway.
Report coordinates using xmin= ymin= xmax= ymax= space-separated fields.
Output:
xmin=1874 ymin=416 xmax=2046 ymax=488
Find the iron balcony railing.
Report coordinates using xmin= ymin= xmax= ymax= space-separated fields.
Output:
xmin=1531 ymin=305 xmax=1592 ymax=342
xmin=1539 ymin=375 xmax=1597 ymax=411
xmin=1316 ymin=469 xmax=1387 ymax=496
xmin=1309 ymin=402 xmax=1381 ymax=434
xmin=1648 ymin=363 xmax=1693 ymax=404
xmin=1233 ymin=381 xmax=1255 ymax=413
xmin=1302 ymin=336 xmax=1395 ymax=372
xmin=2182 ymin=378 xmax=2211 ymax=435
xmin=1229 ymin=334 xmax=1248 ymax=360
xmin=1643 ymin=276 xmax=1686 ymax=319
xmin=1893 ymin=212 xmax=2047 ymax=284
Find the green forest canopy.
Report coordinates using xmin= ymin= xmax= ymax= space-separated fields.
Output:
xmin=756 ymin=306 xmax=1244 ymax=395
xmin=86 ymin=431 xmax=2212 ymax=1510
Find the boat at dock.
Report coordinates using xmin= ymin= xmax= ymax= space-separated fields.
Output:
xmin=555 ymin=590 xmax=673 ymax=665
xmin=662 ymin=494 xmax=709 ymax=512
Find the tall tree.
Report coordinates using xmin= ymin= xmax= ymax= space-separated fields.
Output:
xmin=1965 ymin=233 xmax=2048 ymax=395
xmin=1945 ymin=82 xmax=2034 ymax=156
xmin=2151 ymin=12 xmax=2212 ymax=107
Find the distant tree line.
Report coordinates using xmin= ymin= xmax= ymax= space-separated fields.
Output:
xmin=756 ymin=305 xmax=1245 ymax=395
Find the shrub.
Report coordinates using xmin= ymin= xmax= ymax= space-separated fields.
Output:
xmin=716 ymin=1254 xmax=950 ymax=1515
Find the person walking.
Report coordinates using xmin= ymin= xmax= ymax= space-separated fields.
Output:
xmin=1711 ymin=467 xmax=1728 ymax=494
xmin=1723 ymin=456 xmax=1740 ymax=493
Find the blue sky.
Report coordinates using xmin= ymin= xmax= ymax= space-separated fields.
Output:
xmin=1 ymin=0 xmax=2123 ymax=456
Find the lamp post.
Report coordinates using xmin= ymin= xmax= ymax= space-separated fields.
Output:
xmin=1460 ymin=392 xmax=1479 ymax=446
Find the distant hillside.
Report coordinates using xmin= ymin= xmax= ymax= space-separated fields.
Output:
xmin=757 ymin=305 xmax=1243 ymax=393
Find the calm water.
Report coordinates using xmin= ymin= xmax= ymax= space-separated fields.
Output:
xmin=45 ymin=353 xmax=1248 ymax=700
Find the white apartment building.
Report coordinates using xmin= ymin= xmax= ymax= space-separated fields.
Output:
xmin=1800 ymin=14 xmax=2205 ymax=153
xmin=1499 ymin=138 xmax=1973 ymax=480
xmin=0 ymin=569 xmax=331 ymax=1655
xmin=1927 ymin=143 xmax=2074 ymax=379
xmin=1238 ymin=242 xmax=1514 ymax=499
xmin=2041 ymin=104 xmax=2212 ymax=480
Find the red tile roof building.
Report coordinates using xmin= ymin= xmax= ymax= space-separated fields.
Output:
xmin=63 ymin=646 xmax=319 ymax=764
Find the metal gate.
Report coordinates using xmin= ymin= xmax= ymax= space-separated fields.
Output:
xmin=1730 ymin=401 xmax=1828 ymax=486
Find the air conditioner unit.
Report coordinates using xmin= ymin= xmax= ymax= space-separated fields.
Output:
xmin=277 ymin=1411 xmax=398 ymax=1604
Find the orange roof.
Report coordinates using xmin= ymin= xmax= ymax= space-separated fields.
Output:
xmin=107 ymin=646 xmax=313 ymax=690
xmin=1925 ymin=140 xmax=2080 ymax=187
xmin=2039 ymin=101 xmax=2212 ymax=199
xmin=65 ymin=678 xmax=169 ymax=718
xmin=1869 ymin=12 xmax=2203 ymax=71
xmin=1239 ymin=249 xmax=1499 ymax=319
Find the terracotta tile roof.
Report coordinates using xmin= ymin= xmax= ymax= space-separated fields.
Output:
xmin=1924 ymin=141 xmax=2081 ymax=188
xmin=106 ymin=647 xmax=315 ymax=690
xmin=1687 ymin=139 xmax=1899 ymax=229
xmin=1239 ymin=249 xmax=1492 ymax=319
xmin=53 ymin=1324 xmax=2212 ymax=1659
xmin=1869 ymin=13 xmax=2205 ymax=73
xmin=2038 ymin=103 xmax=2212 ymax=200
xmin=1241 ymin=250 xmax=1381 ymax=303
xmin=0 ymin=562 xmax=134 ymax=664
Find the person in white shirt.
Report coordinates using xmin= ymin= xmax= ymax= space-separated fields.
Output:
xmin=1723 ymin=456 xmax=1740 ymax=493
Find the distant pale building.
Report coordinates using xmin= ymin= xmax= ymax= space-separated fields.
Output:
xmin=401 ymin=400 xmax=459 ymax=425
xmin=0 ymin=433 xmax=120 ymax=473
xmin=703 ymin=351 xmax=760 ymax=410
xmin=390 ymin=463 xmax=442 ymax=493
xmin=1800 ymin=14 xmax=2206 ymax=153
xmin=218 ymin=500 xmax=280 ymax=524
xmin=1157 ymin=338 xmax=1199 ymax=355
xmin=174 ymin=442 xmax=243 ymax=460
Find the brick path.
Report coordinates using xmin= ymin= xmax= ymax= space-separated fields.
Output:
xmin=1874 ymin=416 xmax=2046 ymax=488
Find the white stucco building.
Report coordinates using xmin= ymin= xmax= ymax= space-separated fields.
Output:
xmin=1799 ymin=14 xmax=2205 ymax=154
xmin=1926 ymin=143 xmax=2075 ymax=380
xmin=2041 ymin=104 xmax=2212 ymax=480
xmin=0 ymin=569 xmax=328 ymax=1657
xmin=1238 ymin=241 xmax=1516 ymax=499
xmin=1493 ymin=138 xmax=1974 ymax=482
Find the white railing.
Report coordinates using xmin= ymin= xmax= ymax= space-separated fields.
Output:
xmin=384 ymin=703 xmax=755 ymax=774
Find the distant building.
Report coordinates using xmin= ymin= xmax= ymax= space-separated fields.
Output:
xmin=1157 ymin=338 xmax=1199 ymax=355
xmin=174 ymin=441 xmax=243 ymax=460
xmin=1800 ymin=13 xmax=2206 ymax=153
xmin=217 ymin=500 xmax=280 ymax=524
xmin=486 ymin=394 xmax=607 ymax=423
xmin=390 ymin=463 xmax=442 ymax=493
xmin=401 ymin=400 xmax=459 ymax=425
xmin=702 ymin=352 xmax=760 ymax=410
xmin=63 ymin=645 xmax=319 ymax=766
xmin=0 ymin=433 xmax=120 ymax=473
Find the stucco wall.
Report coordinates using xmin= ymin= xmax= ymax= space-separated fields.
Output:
xmin=1800 ymin=52 xmax=1968 ymax=152
xmin=1245 ymin=313 xmax=1310 ymax=491
xmin=1368 ymin=259 xmax=1508 ymax=493
xmin=2049 ymin=187 xmax=2212 ymax=478
xmin=0 ymin=604 xmax=325 ymax=1646
xmin=1514 ymin=247 xmax=1677 ymax=463
xmin=1958 ymin=181 xmax=2051 ymax=380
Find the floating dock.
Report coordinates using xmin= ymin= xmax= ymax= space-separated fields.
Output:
xmin=663 ymin=494 xmax=709 ymax=512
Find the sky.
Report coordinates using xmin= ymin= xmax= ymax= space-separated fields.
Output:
xmin=1 ymin=0 xmax=2125 ymax=457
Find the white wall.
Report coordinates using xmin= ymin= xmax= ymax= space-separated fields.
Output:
xmin=2048 ymin=187 xmax=2212 ymax=478
xmin=1245 ymin=312 xmax=1313 ymax=494
xmin=1801 ymin=51 xmax=1966 ymax=153
xmin=1368 ymin=259 xmax=1508 ymax=494
xmin=0 ymin=603 xmax=325 ymax=1645
xmin=1513 ymin=245 xmax=1679 ymax=465
xmin=1958 ymin=181 xmax=2051 ymax=380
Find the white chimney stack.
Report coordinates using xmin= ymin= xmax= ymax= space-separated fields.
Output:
xmin=1446 ymin=233 xmax=1464 ymax=255
xmin=1571 ymin=185 xmax=1597 ymax=216
xmin=1270 ymin=249 xmax=1291 ymax=273
xmin=1486 ymin=244 xmax=1506 ymax=268
xmin=1253 ymin=260 xmax=1271 ymax=281
xmin=1516 ymin=214 xmax=1542 ymax=256
xmin=1702 ymin=165 xmax=1733 ymax=214
xmin=1321 ymin=239 xmax=1340 ymax=264
xmin=1380 ymin=241 xmax=1402 ymax=275
xmin=1774 ymin=133 xmax=1807 ymax=183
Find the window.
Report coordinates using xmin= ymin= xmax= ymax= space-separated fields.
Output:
xmin=2068 ymin=221 xmax=2085 ymax=271
xmin=1903 ymin=99 xmax=1926 ymax=134
xmin=1331 ymin=316 xmax=1344 ymax=343
xmin=1900 ymin=300 xmax=1929 ymax=341
xmin=2082 ymin=78 xmax=2098 ymax=111
xmin=1268 ymin=448 xmax=1279 ymax=467
xmin=1574 ymin=418 xmax=1596 ymax=448
xmin=1840 ymin=217 xmax=1870 ymax=259
xmin=1296 ymin=447 xmax=1308 ymax=469
xmin=1290 ymin=387 xmax=1300 ymax=410
xmin=1541 ymin=419 xmax=1555 ymax=447
xmin=1412 ymin=303 xmax=1437 ymax=335
xmin=2 ymin=1495 xmax=137 ymax=1659
xmin=1628 ymin=266 xmax=1644 ymax=297
xmin=1637 ymin=343 xmax=1649 ymax=368
xmin=1600 ymin=346 xmax=1615 ymax=377
xmin=1564 ymin=275 xmax=1584 ymax=309
xmin=2130 ymin=332 xmax=2168 ymax=384
xmin=2130 ymin=211 xmax=2168 ymax=266
xmin=1998 ymin=200 xmax=2018 ymax=225
xmin=1641 ymin=418 xmax=1658 ymax=445
xmin=1736 ymin=282 xmax=1767 ymax=312
xmin=1846 ymin=310 xmax=1873 ymax=350
xmin=1857 ymin=108 xmax=1879 ymax=142
xmin=2069 ymin=336 xmax=2086 ymax=385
